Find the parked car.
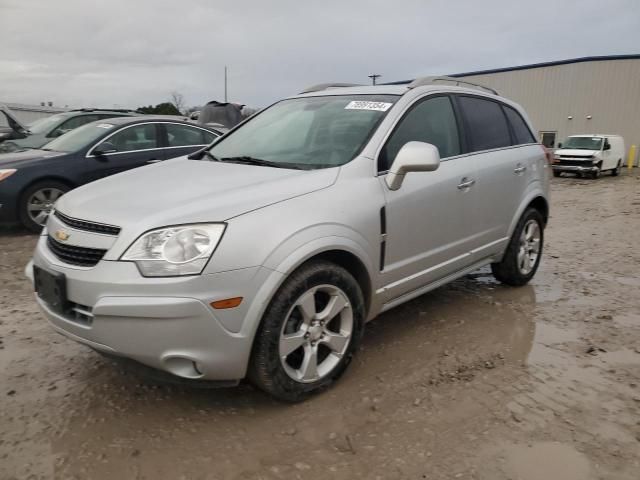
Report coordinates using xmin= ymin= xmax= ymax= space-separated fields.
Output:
xmin=0 ymin=117 xmax=219 ymax=231
xmin=0 ymin=108 xmax=140 ymax=153
xmin=552 ymin=134 xmax=625 ymax=178
xmin=27 ymin=77 xmax=549 ymax=401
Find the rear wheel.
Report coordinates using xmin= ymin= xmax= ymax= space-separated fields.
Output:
xmin=249 ymin=260 xmax=365 ymax=402
xmin=18 ymin=181 xmax=69 ymax=233
xmin=491 ymin=208 xmax=544 ymax=286
xmin=611 ymin=160 xmax=622 ymax=176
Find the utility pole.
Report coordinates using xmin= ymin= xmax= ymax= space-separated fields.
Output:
xmin=224 ymin=66 xmax=228 ymax=102
xmin=368 ymin=74 xmax=381 ymax=85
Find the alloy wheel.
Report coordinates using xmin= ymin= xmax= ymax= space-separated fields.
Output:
xmin=27 ymin=188 xmax=64 ymax=226
xmin=279 ymin=284 xmax=353 ymax=383
xmin=517 ymin=219 xmax=541 ymax=275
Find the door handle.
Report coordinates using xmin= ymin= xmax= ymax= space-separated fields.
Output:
xmin=146 ymin=159 xmax=162 ymax=164
xmin=514 ymin=164 xmax=527 ymax=174
xmin=457 ymin=178 xmax=476 ymax=189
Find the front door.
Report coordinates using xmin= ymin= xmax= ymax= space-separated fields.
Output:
xmin=378 ymin=95 xmax=478 ymax=302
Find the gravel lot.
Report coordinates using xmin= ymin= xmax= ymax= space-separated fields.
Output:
xmin=1 ymin=172 xmax=639 ymax=480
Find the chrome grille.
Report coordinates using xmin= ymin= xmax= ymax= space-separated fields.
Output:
xmin=54 ymin=211 xmax=121 ymax=236
xmin=47 ymin=236 xmax=107 ymax=267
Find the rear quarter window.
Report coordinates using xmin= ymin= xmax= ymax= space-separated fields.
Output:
xmin=457 ymin=96 xmax=511 ymax=152
xmin=503 ymin=106 xmax=536 ymax=145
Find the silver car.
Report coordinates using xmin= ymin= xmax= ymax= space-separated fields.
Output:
xmin=28 ymin=77 xmax=550 ymax=401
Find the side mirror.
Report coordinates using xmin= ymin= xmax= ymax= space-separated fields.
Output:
xmin=93 ymin=141 xmax=117 ymax=156
xmin=385 ymin=141 xmax=440 ymax=191
xmin=557 ymin=142 xmax=563 ymax=148
xmin=603 ymin=142 xmax=611 ymax=150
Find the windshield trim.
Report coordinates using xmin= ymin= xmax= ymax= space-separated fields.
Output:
xmin=206 ymin=94 xmax=401 ymax=170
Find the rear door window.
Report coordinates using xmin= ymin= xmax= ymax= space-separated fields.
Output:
xmin=108 ymin=124 xmax=159 ymax=152
xmin=379 ymin=95 xmax=461 ymax=171
xmin=457 ymin=96 xmax=511 ymax=152
xmin=165 ymin=123 xmax=210 ymax=147
xmin=503 ymin=106 xmax=535 ymax=145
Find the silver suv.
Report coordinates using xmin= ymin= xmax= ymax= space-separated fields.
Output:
xmin=28 ymin=77 xmax=550 ymax=401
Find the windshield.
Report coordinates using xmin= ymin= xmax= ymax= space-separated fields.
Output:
xmin=562 ymin=136 xmax=603 ymax=150
xmin=27 ymin=113 xmax=71 ymax=134
xmin=42 ymin=122 xmax=113 ymax=153
xmin=208 ymin=95 xmax=399 ymax=169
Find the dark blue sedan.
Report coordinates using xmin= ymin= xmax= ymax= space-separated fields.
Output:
xmin=0 ymin=117 xmax=220 ymax=231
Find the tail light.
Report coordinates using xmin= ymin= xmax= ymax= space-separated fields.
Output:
xmin=541 ymin=145 xmax=554 ymax=164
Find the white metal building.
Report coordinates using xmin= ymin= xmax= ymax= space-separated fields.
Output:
xmin=452 ymin=54 xmax=640 ymax=165
xmin=0 ymin=102 xmax=68 ymax=127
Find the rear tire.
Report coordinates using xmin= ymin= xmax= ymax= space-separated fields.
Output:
xmin=248 ymin=260 xmax=365 ymax=402
xmin=18 ymin=180 xmax=69 ymax=233
xmin=611 ymin=160 xmax=622 ymax=176
xmin=491 ymin=208 xmax=544 ymax=286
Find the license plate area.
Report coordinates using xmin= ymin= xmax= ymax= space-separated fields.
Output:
xmin=34 ymin=265 xmax=68 ymax=314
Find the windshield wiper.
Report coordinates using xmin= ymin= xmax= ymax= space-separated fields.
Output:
xmin=220 ymin=156 xmax=302 ymax=169
xmin=188 ymin=149 xmax=219 ymax=161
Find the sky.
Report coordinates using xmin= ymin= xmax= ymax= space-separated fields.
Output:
xmin=1 ymin=0 xmax=639 ymax=110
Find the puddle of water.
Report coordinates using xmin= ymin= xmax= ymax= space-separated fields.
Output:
xmin=501 ymin=442 xmax=593 ymax=480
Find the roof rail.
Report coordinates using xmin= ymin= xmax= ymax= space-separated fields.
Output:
xmin=299 ymin=83 xmax=364 ymax=94
xmin=407 ymin=76 xmax=498 ymax=95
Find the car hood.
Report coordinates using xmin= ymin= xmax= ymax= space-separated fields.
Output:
xmin=554 ymin=148 xmax=598 ymax=157
xmin=0 ymin=134 xmax=47 ymax=153
xmin=55 ymin=157 xmax=339 ymax=233
xmin=0 ymin=148 xmax=66 ymax=167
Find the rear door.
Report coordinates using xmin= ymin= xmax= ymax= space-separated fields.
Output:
xmin=84 ymin=122 xmax=164 ymax=182
xmin=379 ymin=94 xmax=479 ymax=301
xmin=160 ymin=123 xmax=218 ymax=159
xmin=455 ymin=95 xmax=537 ymax=260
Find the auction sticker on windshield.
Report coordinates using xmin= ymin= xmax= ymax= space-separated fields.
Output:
xmin=345 ymin=101 xmax=393 ymax=112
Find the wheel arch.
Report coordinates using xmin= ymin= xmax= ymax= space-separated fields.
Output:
xmin=18 ymin=176 xmax=76 ymax=201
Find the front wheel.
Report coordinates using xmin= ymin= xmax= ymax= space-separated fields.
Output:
xmin=248 ymin=260 xmax=365 ymax=402
xmin=491 ymin=208 xmax=544 ymax=286
xmin=18 ymin=181 xmax=69 ymax=233
xmin=611 ymin=160 xmax=622 ymax=176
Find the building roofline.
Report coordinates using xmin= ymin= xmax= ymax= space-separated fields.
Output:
xmin=385 ymin=54 xmax=640 ymax=85
xmin=451 ymin=54 xmax=640 ymax=77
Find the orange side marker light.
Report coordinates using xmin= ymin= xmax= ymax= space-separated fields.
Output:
xmin=210 ymin=297 xmax=243 ymax=309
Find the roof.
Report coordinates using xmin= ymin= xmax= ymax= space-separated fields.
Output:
xmin=384 ymin=54 xmax=640 ymax=84
xmin=98 ymin=115 xmax=190 ymax=125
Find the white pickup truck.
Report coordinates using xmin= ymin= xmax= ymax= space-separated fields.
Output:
xmin=553 ymin=134 xmax=625 ymax=178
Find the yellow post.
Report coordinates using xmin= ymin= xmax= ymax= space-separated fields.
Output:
xmin=628 ymin=145 xmax=637 ymax=170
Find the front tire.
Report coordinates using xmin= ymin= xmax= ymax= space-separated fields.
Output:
xmin=552 ymin=170 xmax=561 ymax=178
xmin=18 ymin=181 xmax=69 ymax=233
xmin=248 ymin=260 xmax=365 ymax=402
xmin=491 ymin=208 xmax=544 ymax=286
xmin=611 ymin=160 xmax=622 ymax=176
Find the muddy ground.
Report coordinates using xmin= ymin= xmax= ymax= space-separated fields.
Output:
xmin=1 ymin=172 xmax=639 ymax=480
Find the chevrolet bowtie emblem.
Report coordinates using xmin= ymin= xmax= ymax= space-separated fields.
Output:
xmin=54 ymin=230 xmax=70 ymax=242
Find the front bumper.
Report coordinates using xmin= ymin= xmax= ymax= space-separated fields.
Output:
xmin=552 ymin=163 xmax=598 ymax=173
xmin=30 ymin=234 xmax=281 ymax=381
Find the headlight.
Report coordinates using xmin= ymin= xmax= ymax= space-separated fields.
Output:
xmin=121 ymin=223 xmax=226 ymax=277
xmin=0 ymin=169 xmax=17 ymax=182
